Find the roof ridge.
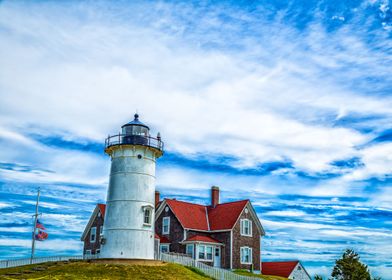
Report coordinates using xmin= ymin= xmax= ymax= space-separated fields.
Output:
xmin=262 ymin=260 xmax=299 ymax=263
xmin=166 ymin=198 xmax=249 ymax=209
xmin=166 ymin=198 xmax=205 ymax=207
xmin=214 ymin=199 xmax=249 ymax=206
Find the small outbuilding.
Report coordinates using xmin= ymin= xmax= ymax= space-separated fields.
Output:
xmin=261 ymin=261 xmax=311 ymax=280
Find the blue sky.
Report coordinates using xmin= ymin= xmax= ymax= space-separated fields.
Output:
xmin=0 ymin=0 xmax=391 ymax=278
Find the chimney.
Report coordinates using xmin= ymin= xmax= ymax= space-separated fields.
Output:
xmin=211 ymin=186 xmax=220 ymax=208
xmin=155 ymin=190 xmax=160 ymax=207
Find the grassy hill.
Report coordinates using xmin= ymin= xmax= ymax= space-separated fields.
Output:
xmin=0 ymin=260 xmax=212 ymax=279
xmin=234 ymin=269 xmax=288 ymax=280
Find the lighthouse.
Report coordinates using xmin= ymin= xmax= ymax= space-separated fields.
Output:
xmin=100 ymin=114 xmax=163 ymax=259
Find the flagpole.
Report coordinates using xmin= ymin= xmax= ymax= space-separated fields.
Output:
xmin=30 ymin=187 xmax=40 ymax=264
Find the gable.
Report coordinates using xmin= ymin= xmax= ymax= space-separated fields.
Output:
xmin=235 ymin=201 xmax=265 ymax=236
xmin=81 ymin=204 xmax=104 ymax=241
xmin=288 ymin=262 xmax=312 ymax=280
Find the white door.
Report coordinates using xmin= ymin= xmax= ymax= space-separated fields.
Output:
xmin=214 ymin=247 xmax=221 ymax=267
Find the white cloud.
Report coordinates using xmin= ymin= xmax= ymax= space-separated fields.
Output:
xmin=0 ymin=0 xmax=390 ymax=179
xmin=264 ymin=210 xmax=307 ymax=217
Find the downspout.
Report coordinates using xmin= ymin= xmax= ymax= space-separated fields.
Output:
xmin=230 ymin=230 xmax=233 ymax=269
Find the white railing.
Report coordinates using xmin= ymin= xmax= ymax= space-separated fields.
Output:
xmin=160 ymin=252 xmax=263 ymax=280
xmin=0 ymin=255 xmax=92 ymax=269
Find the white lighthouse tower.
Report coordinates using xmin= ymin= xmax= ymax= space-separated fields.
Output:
xmin=100 ymin=114 xmax=163 ymax=259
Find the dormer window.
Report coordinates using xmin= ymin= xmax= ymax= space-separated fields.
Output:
xmin=142 ymin=205 xmax=154 ymax=226
xmin=240 ymin=219 xmax=252 ymax=237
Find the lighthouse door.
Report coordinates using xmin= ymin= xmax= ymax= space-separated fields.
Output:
xmin=214 ymin=247 xmax=221 ymax=268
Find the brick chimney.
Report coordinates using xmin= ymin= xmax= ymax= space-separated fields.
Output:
xmin=155 ymin=190 xmax=160 ymax=207
xmin=211 ymin=186 xmax=219 ymax=208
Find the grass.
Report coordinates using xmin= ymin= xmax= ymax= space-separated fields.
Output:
xmin=0 ymin=260 xmax=212 ymax=279
xmin=233 ymin=269 xmax=289 ymax=280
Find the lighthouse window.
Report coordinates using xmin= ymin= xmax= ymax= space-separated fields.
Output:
xmin=162 ymin=217 xmax=170 ymax=234
xmin=144 ymin=208 xmax=152 ymax=225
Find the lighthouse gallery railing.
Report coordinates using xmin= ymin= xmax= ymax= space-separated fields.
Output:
xmin=105 ymin=134 xmax=164 ymax=152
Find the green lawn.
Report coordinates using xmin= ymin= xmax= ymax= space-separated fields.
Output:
xmin=233 ymin=269 xmax=288 ymax=280
xmin=0 ymin=260 xmax=212 ymax=279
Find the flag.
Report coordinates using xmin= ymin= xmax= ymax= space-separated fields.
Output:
xmin=36 ymin=219 xmax=46 ymax=230
xmin=35 ymin=229 xmax=48 ymax=241
xmin=34 ymin=220 xmax=48 ymax=241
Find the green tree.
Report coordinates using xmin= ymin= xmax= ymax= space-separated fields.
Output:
xmin=314 ymin=275 xmax=323 ymax=280
xmin=331 ymin=249 xmax=372 ymax=280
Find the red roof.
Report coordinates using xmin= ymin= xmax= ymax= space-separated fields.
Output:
xmin=166 ymin=199 xmax=209 ymax=230
xmin=155 ymin=234 xmax=170 ymax=243
xmin=208 ymin=200 xmax=249 ymax=230
xmin=185 ymin=235 xmax=222 ymax=244
xmin=166 ymin=199 xmax=248 ymax=231
xmin=262 ymin=261 xmax=299 ymax=277
xmin=98 ymin=203 xmax=106 ymax=217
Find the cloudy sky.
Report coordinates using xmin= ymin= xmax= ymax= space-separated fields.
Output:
xmin=0 ymin=0 xmax=391 ymax=278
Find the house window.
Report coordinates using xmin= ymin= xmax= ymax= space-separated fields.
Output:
xmin=96 ymin=249 xmax=100 ymax=254
xmin=240 ymin=247 xmax=252 ymax=264
xmin=85 ymin=250 xmax=91 ymax=255
xmin=144 ymin=208 xmax=152 ymax=225
xmin=186 ymin=244 xmax=194 ymax=258
xmin=206 ymin=246 xmax=213 ymax=260
xmin=100 ymin=226 xmax=103 ymax=235
xmin=240 ymin=219 xmax=252 ymax=236
xmin=90 ymin=227 xmax=96 ymax=243
xmin=198 ymin=245 xmax=213 ymax=261
xmin=198 ymin=245 xmax=205 ymax=259
xmin=160 ymin=244 xmax=169 ymax=253
xmin=162 ymin=217 xmax=170 ymax=234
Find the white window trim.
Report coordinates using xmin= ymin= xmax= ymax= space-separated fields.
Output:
xmin=162 ymin=217 xmax=170 ymax=234
xmin=85 ymin=250 xmax=91 ymax=255
xmin=240 ymin=247 xmax=252 ymax=264
xmin=197 ymin=244 xmax=214 ymax=262
xmin=143 ymin=207 xmax=153 ymax=226
xmin=99 ymin=226 xmax=103 ymax=235
xmin=90 ymin=227 xmax=97 ymax=243
xmin=186 ymin=244 xmax=194 ymax=258
xmin=240 ymin=219 xmax=252 ymax=237
xmin=160 ymin=244 xmax=169 ymax=253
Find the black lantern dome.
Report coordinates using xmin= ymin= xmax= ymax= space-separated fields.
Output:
xmin=122 ymin=114 xmax=149 ymax=130
xmin=105 ymin=113 xmax=163 ymax=154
